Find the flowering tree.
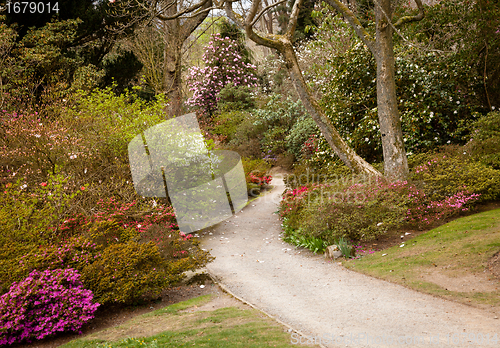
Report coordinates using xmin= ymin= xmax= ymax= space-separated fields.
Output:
xmin=187 ymin=33 xmax=258 ymax=114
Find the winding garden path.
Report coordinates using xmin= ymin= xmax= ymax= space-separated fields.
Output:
xmin=200 ymin=173 xmax=499 ymax=348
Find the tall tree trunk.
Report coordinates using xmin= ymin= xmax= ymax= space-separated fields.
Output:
xmin=280 ymin=39 xmax=381 ymax=175
xmin=227 ymin=0 xmax=382 ymax=176
xmin=163 ymin=37 xmax=183 ymax=117
xmin=374 ymin=0 xmax=409 ymax=180
xmin=158 ymin=0 xmax=212 ymax=118
xmin=161 ymin=1 xmax=183 ymax=118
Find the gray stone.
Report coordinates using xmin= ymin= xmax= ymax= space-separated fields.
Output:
xmin=325 ymin=245 xmax=343 ymax=259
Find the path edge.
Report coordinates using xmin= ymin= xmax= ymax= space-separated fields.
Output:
xmin=207 ymin=273 xmax=328 ymax=348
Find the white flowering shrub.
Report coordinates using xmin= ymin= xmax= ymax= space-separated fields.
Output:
xmin=295 ymin=8 xmax=489 ymax=162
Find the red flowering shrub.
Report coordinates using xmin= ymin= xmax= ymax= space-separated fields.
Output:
xmin=58 ymin=198 xmax=177 ymax=238
xmin=249 ymin=172 xmax=272 ymax=186
xmin=300 ymin=134 xmax=319 ymax=159
xmin=280 ymin=176 xmax=482 ymax=243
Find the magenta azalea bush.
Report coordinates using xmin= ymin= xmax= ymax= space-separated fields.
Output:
xmin=187 ymin=33 xmax=258 ymax=113
xmin=0 ymin=268 xmax=99 ymax=345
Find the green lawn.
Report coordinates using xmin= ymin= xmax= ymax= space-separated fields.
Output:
xmin=343 ymin=209 xmax=500 ymax=308
xmin=61 ymin=294 xmax=320 ymax=348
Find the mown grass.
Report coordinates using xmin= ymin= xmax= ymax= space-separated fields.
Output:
xmin=61 ymin=294 xmax=320 ymax=348
xmin=343 ymin=208 xmax=500 ymax=308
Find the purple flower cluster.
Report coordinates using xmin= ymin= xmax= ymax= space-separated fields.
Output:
xmin=187 ymin=33 xmax=258 ymax=112
xmin=0 ymin=268 xmax=99 ymax=345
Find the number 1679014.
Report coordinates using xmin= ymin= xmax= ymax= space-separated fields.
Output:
xmin=6 ymin=2 xmax=59 ymax=14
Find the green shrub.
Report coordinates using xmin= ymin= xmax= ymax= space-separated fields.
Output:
xmin=0 ymin=190 xmax=213 ymax=305
xmin=217 ymin=83 xmax=255 ymax=111
xmin=280 ymin=178 xmax=408 ymax=242
xmin=280 ymin=174 xmax=483 ymax=244
xmin=299 ymin=184 xmax=408 ymax=242
xmin=0 ymin=172 xmax=83 ymax=247
xmin=62 ymin=87 xmax=166 ymax=159
xmin=253 ymin=94 xmax=308 ymax=158
xmin=210 ymin=110 xmax=250 ymax=143
xmin=81 ymin=225 xmax=212 ymax=304
xmin=286 ymin=116 xmax=319 ymax=160
xmin=241 ymin=157 xmax=272 ymax=196
xmin=80 ymin=241 xmax=173 ymax=304
xmin=284 ymin=160 xmax=353 ymax=190
xmin=301 ymin=9 xmax=494 ymax=162
xmin=466 ymin=111 xmax=500 ymax=169
xmin=226 ymin=112 xmax=266 ymax=158
xmin=261 ymin=126 xmax=288 ymax=157
xmin=242 ymin=157 xmax=271 ymax=176
xmin=412 ymin=154 xmax=500 ymax=202
xmin=1 ymin=223 xmax=213 ymax=305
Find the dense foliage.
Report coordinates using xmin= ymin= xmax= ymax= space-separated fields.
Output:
xmin=280 ymin=111 xmax=500 ymax=250
xmin=0 ymin=86 xmax=214 ymax=343
xmin=1 ymin=1 xmax=142 ymax=108
xmin=1 ymin=0 xmax=499 ymax=341
xmin=0 ymin=268 xmax=99 ymax=345
xmin=187 ymin=33 xmax=258 ymax=114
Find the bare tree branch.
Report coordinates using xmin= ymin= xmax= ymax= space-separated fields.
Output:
xmin=369 ymin=0 xmax=449 ymax=53
xmin=286 ymin=0 xmax=302 ymax=37
xmin=155 ymin=0 xmax=210 ymax=20
xmin=323 ymin=0 xmax=376 ymax=52
xmin=224 ymin=1 xmax=245 ymax=28
xmin=394 ymin=0 xmax=424 ymax=27
xmin=180 ymin=0 xmax=214 ymax=40
xmin=250 ymin=0 xmax=287 ymax=27
xmin=226 ymin=0 xmax=282 ymax=49
xmin=182 ymin=16 xmax=222 ymax=55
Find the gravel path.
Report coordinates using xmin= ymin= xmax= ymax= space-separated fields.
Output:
xmin=200 ymin=174 xmax=499 ymax=348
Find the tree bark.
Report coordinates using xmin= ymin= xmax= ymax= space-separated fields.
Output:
xmin=227 ymin=0 xmax=382 ymax=176
xmin=157 ymin=0 xmax=213 ymax=117
xmin=324 ymin=0 xmax=422 ymax=180
xmin=161 ymin=7 xmax=183 ymax=117
xmin=373 ymin=0 xmax=409 ymax=180
xmin=280 ymin=39 xmax=381 ymax=175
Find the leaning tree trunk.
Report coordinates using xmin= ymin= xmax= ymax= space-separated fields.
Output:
xmin=281 ymin=39 xmax=381 ymax=175
xmin=228 ymin=0 xmax=382 ymax=176
xmin=374 ymin=0 xmax=409 ymax=180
